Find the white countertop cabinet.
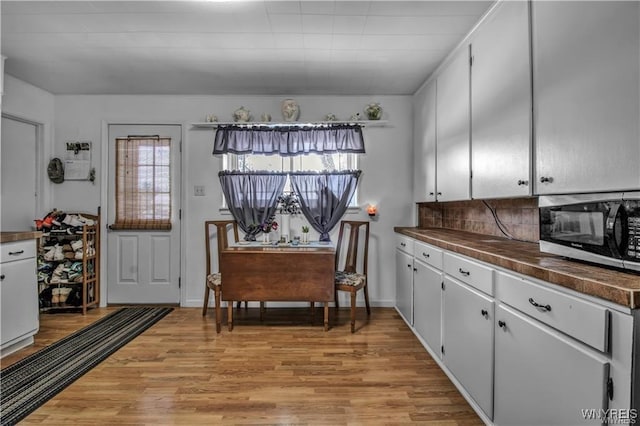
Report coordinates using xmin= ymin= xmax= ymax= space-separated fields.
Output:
xmin=1 ymin=239 xmax=39 ymax=357
xmin=395 ymin=236 xmax=414 ymax=326
xmin=442 ymin=276 xmax=495 ymax=419
xmin=413 ymin=242 xmax=443 ymax=357
xmin=395 ymin=233 xmax=636 ymax=425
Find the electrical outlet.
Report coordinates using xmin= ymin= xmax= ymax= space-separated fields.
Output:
xmin=194 ymin=185 xmax=205 ymax=196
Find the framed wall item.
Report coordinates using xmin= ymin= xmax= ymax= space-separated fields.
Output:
xmin=64 ymin=141 xmax=92 ymax=180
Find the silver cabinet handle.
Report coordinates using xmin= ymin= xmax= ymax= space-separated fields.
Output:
xmin=422 ymin=252 xmax=430 ymax=258
xmin=517 ymin=180 xmax=529 ymax=186
xmin=8 ymin=250 xmax=24 ymax=255
xmin=0 ymin=274 xmax=5 ymax=281
xmin=400 ymin=242 xmax=406 ymax=247
xmin=539 ymin=176 xmax=554 ymax=183
xmin=458 ymin=268 xmax=470 ymax=276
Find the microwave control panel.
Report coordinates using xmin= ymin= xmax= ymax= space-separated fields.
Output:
xmin=625 ymin=201 xmax=640 ymax=259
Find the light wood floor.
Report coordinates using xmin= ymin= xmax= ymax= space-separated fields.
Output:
xmin=2 ymin=307 xmax=482 ymax=425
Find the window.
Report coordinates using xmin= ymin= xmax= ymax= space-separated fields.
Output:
xmin=114 ymin=136 xmax=172 ymax=230
xmin=223 ymin=152 xmax=358 ymax=206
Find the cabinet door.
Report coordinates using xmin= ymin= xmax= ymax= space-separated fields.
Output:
xmin=471 ymin=1 xmax=531 ymax=198
xmin=413 ymin=79 xmax=437 ymax=202
xmin=0 ymin=259 xmax=39 ymax=346
xmin=395 ymin=249 xmax=413 ymax=325
xmin=442 ymin=276 xmax=494 ymax=419
xmin=494 ymin=304 xmax=610 ymax=426
xmin=533 ymin=1 xmax=640 ymax=194
xmin=436 ymin=47 xmax=471 ymax=201
xmin=413 ymin=260 xmax=442 ymax=355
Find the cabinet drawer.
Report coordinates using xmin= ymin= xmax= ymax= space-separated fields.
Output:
xmin=443 ymin=252 xmax=494 ymax=296
xmin=1 ymin=240 xmax=36 ymax=263
xmin=414 ymin=241 xmax=442 ymax=269
xmin=396 ymin=235 xmax=414 ymax=255
xmin=496 ymin=271 xmax=610 ymax=353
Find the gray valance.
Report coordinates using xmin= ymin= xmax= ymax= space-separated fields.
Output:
xmin=212 ymin=124 xmax=365 ymax=156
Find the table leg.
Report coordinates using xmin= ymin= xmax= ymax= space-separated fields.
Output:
xmin=227 ymin=301 xmax=233 ymax=331
xmin=214 ymin=287 xmax=221 ymax=334
xmin=324 ymin=302 xmax=329 ymax=331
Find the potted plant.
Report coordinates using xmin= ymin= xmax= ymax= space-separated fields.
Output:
xmin=277 ymin=192 xmax=301 ymax=242
xmin=301 ymin=225 xmax=310 ymax=244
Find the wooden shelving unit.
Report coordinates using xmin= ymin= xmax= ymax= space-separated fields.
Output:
xmin=37 ymin=212 xmax=100 ymax=315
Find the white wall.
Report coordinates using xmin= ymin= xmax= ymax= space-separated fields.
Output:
xmin=2 ymin=74 xmax=55 ymax=220
xmin=49 ymin=94 xmax=414 ymax=308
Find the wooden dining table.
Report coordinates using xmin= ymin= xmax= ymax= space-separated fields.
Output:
xmin=219 ymin=241 xmax=336 ymax=331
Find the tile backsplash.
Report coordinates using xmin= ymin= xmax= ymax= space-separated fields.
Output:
xmin=417 ymin=197 xmax=539 ymax=243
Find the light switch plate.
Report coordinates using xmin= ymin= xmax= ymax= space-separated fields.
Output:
xmin=194 ymin=185 xmax=205 ymax=196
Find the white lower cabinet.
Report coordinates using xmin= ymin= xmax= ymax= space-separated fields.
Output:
xmin=443 ymin=276 xmax=494 ymax=419
xmin=395 ymin=233 xmax=635 ymax=425
xmin=494 ymin=304 xmax=610 ymax=426
xmin=395 ymin=249 xmax=414 ymax=326
xmin=1 ymin=239 xmax=39 ymax=357
xmin=413 ymin=259 xmax=443 ymax=356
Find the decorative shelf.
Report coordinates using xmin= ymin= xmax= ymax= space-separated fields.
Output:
xmin=190 ymin=120 xmax=388 ymax=129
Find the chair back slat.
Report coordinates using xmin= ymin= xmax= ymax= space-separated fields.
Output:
xmin=335 ymin=220 xmax=369 ymax=275
xmin=204 ymin=220 xmax=238 ymax=276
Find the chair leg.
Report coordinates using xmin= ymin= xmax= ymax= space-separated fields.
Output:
xmin=260 ymin=301 xmax=265 ymax=321
xmin=363 ymin=284 xmax=371 ymax=316
xmin=227 ymin=301 xmax=234 ymax=331
xmin=350 ymin=289 xmax=357 ymax=333
xmin=310 ymin=301 xmax=315 ymax=323
xmin=324 ymin=302 xmax=329 ymax=331
xmin=214 ymin=287 xmax=221 ymax=334
xmin=202 ymin=282 xmax=210 ymax=316
xmin=334 ymin=287 xmax=339 ymax=309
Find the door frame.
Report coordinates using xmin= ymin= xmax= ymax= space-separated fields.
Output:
xmin=1 ymin=113 xmax=48 ymax=224
xmin=100 ymin=120 xmax=186 ymax=307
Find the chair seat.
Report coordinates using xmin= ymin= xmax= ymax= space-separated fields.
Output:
xmin=206 ymin=272 xmax=221 ymax=288
xmin=335 ymin=270 xmax=366 ymax=287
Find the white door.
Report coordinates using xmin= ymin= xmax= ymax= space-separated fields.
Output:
xmin=395 ymin=249 xmax=414 ymax=325
xmin=107 ymin=124 xmax=181 ymax=304
xmin=442 ymin=276 xmax=494 ymax=419
xmin=494 ymin=304 xmax=610 ymax=426
xmin=1 ymin=115 xmax=38 ymax=231
xmin=413 ymin=259 xmax=442 ymax=356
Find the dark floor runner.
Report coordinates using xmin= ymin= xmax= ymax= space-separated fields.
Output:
xmin=0 ymin=307 xmax=173 ymax=425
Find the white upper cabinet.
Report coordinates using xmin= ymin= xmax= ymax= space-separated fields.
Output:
xmin=436 ymin=47 xmax=471 ymax=202
xmin=532 ymin=1 xmax=640 ymax=194
xmin=413 ymin=80 xmax=437 ymax=202
xmin=471 ymin=1 xmax=532 ymax=199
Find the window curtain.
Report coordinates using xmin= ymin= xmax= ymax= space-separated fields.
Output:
xmin=113 ymin=136 xmax=172 ymax=230
xmin=213 ymin=124 xmax=365 ymax=156
xmin=218 ymin=171 xmax=287 ymax=241
xmin=289 ymin=170 xmax=362 ymax=242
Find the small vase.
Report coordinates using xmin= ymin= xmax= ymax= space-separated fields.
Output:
xmin=262 ymin=233 xmax=270 ymax=244
xmin=281 ymin=214 xmax=290 ymax=242
xmin=281 ymin=99 xmax=300 ymax=122
xmin=302 ymin=233 xmax=309 ymax=244
xmin=365 ymin=102 xmax=383 ymax=120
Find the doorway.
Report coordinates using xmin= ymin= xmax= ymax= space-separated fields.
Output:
xmin=106 ymin=124 xmax=182 ymax=304
xmin=1 ymin=115 xmax=39 ymax=231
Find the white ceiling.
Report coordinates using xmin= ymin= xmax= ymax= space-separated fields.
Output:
xmin=1 ymin=1 xmax=493 ymax=95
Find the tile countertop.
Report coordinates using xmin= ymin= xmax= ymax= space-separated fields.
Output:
xmin=395 ymin=227 xmax=640 ymax=309
xmin=0 ymin=231 xmax=42 ymax=243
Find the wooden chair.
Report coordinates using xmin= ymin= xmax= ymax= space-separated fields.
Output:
xmin=202 ymin=220 xmax=239 ymax=333
xmin=334 ymin=220 xmax=371 ymax=333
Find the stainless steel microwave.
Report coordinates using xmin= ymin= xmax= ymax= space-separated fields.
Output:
xmin=539 ymin=192 xmax=640 ymax=272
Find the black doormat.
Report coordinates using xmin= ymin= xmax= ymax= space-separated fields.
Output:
xmin=0 ymin=307 xmax=173 ymax=425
